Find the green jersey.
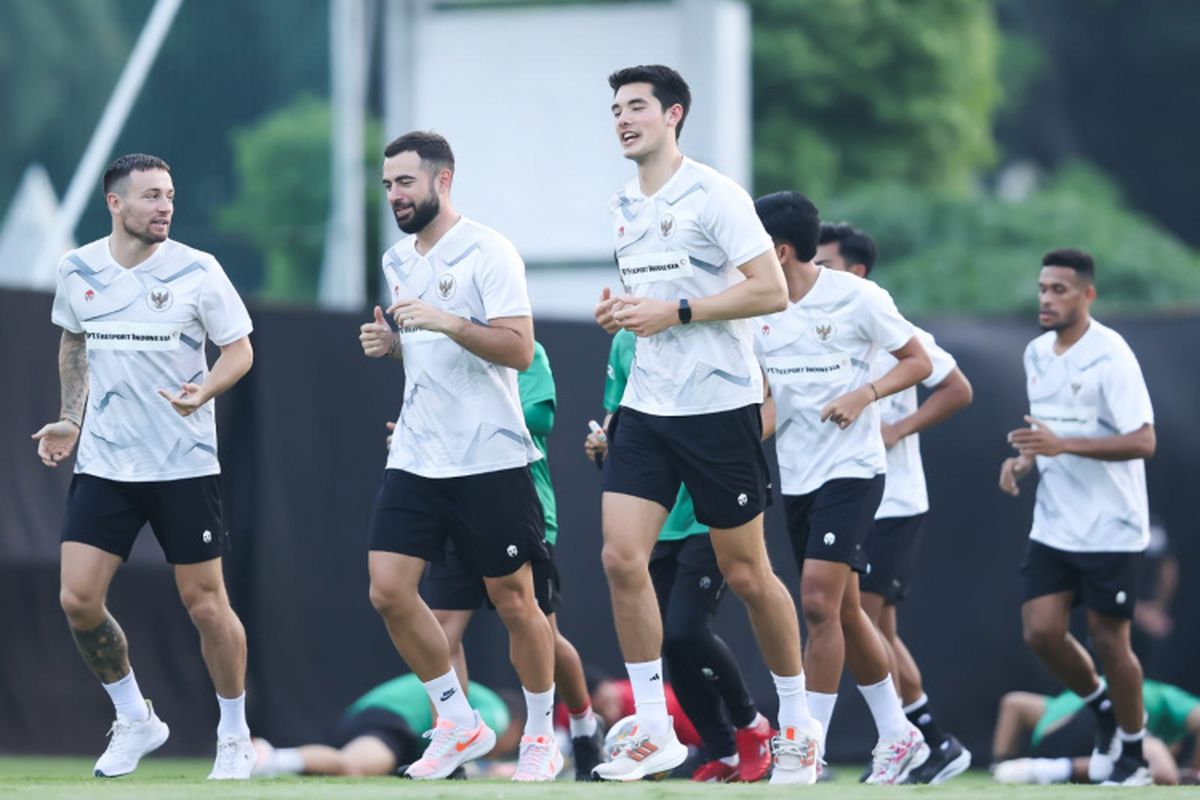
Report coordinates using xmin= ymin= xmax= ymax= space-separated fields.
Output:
xmin=1032 ymin=680 xmax=1200 ymax=748
xmin=346 ymin=674 xmax=510 ymax=736
xmin=604 ymin=330 xmax=707 ymax=541
xmin=519 ymin=342 xmax=558 ymax=545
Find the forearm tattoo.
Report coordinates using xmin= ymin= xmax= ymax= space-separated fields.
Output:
xmin=71 ymin=613 xmax=130 ymax=684
xmin=59 ymin=331 xmax=88 ymax=425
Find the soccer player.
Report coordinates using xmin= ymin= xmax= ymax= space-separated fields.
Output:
xmin=415 ymin=340 xmax=604 ymax=780
xmin=816 ymin=222 xmax=974 ymax=783
xmin=999 ymin=248 xmax=1157 ymax=786
xmin=33 ymin=153 xmax=256 ymax=779
xmin=585 ymin=329 xmax=776 ymax=783
xmin=358 ymin=131 xmax=559 ymax=781
xmin=753 ymin=192 xmax=933 ymax=784
xmin=252 ymin=674 xmax=518 ymax=778
xmin=592 ymin=65 xmax=821 ymax=784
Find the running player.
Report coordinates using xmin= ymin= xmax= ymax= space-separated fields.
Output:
xmin=33 ymin=153 xmax=256 ymax=779
xmin=358 ymin=131 xmax=559 ymax=781
xmin=585 ymin=329 xmax=776 ymax=783
xmin=753 ymin=192 xmax=932 ymax=784
xmin=593 ymin=64 xmax=821 ymax=784
xmin=999 ymin=248 xmax=1156 ymax=786
xmin=816 ymin=222 xmax=974 ymax=783
xmin=415 ymin=341 xmax=603 ymax=780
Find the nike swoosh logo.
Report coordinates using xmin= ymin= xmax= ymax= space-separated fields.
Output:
xmin=456 ymin=728 xmax=483 ymax=753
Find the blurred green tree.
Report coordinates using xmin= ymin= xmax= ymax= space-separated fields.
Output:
xmin=218 ymin=97 xmax=381 ymax=304
xmin=750 ymin=0 xmax=1003 ymax=199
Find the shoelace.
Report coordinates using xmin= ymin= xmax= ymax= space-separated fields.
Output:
xmin=103 ymin=719 xmax=141 ymax=755
xmin=417 ymin=725 xmax=461 ymax=761
xmin=213 ymin=737 xmax=246 ymax=770
xmin=516 ymin=740 xmax=554 ymax=775
xmin=870 ymin=737 xmax=911 ymax=780
xmin=611 ymin=732 xmax=650 ymax=759
xmin=772 ymin=735 xmax=819 ymax=766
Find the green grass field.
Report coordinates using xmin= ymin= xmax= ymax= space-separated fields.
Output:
xmin=0 ymin=758 xmax=1180 ymax=799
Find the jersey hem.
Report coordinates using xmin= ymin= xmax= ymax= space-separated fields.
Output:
xmin=620 ymin=395 xmax=763 ymax=417
xmin=386 ymin=456 xmax=537 ymax=479
xmin=75 ymin=465 xmax=223 ymax=482
xmin=1028 ymin=533 xmax=1149 ymax=554
xmin=781 ymin=467 xmax=885 ymax=497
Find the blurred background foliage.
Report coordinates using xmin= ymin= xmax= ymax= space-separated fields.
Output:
xmin=1 ymin=0 xmax=1197 ymax=314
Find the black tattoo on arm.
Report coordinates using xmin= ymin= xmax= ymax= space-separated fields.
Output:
xmin=59 ymin=331 xmax=88 ymax=426
xmin=71 ymin=612 xmax=131 ymax=684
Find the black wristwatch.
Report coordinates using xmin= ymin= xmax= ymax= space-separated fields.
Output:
xmin=678 ymin=298 xmax=692 ymax=324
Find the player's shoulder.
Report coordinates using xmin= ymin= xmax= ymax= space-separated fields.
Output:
xmin=610 ymin=177 xmax=641 ymax=212
xmin=1025 ymin=330 xmax=1055 ymax=359
xmin=1087 ymin=319 xmax=1137 ymax=356
xmin=675 ymin=157 xmax=750 ymax=204
xmin=163 ymin=239 xmax=220 ymax=269
xmin=58 ymin=237 xmax=109 ymax=273
xmin=454 ymin=217 xmax=523 ymax=264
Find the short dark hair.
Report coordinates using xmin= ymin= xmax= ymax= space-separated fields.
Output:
xmin=819 ymin=222 xmax=878 ymax=275
xmin=102 ymin=153 xmax=170 ymax=195
xmin=1042 ymin=248 xmax=1095 ymax=282
xmin=755 ymin=191 xmax=820 ymax=261
xmin=608 ymin=65 xmax=692 ymax=139
xmin=384 ymin=131 xmax=455 ymax=175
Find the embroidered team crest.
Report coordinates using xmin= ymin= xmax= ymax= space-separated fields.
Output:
xmin=814 ymin=318 xmax=835 ymax=342
xmin=658 ymin=214 xmax=675 ymax=239
xmin=147 ymin=287 xmax=173 ymax=311
xmin=436 ymin=274 xmax=456 ymax=300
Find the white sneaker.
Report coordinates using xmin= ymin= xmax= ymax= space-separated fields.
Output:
xmin=992 ymin=758 xmax=1038 ymax=784
xmin=250 ymin=737 xmax=278 ymax=778
xmin=405 ymin=712 xmax=496 ymax=780
xmin=93 ymin=700 xmax=170 ymax=778
xmin=208 ymin=734 xmax=255 ymax=780
xmin=768 ymin=720 xmax=824 ymax=785
xmin=865 ymin=723 xmax=930 ymax=784
xmin=512 ymin=734 xmax=564 ymax=782
xmin=592 ymin=721 xmax=687 ymax=782
xmin=1088 ymin=732 xmax=1121 ymax=782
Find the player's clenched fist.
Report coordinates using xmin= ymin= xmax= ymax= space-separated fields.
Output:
xmin=361 ymin=305 xmax=399 ymax=358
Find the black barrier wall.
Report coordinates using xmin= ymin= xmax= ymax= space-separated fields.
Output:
xmin=2 ymin=287 xmax=1197 ymax=761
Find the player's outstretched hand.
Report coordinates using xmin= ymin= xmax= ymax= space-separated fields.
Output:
xmin=32 ymin=420 xmax=80 ymax=467
xmin=385 ymin=420 xmax=396 ymax=450
xmin=158 ymin=383 xmax=208 ymax=417
xmin=361 ymin=305 xmax=398 ymax=358
xmin=612 ymin=295 xmax=674 ymax=337
xmin=1007 ymin=415 xmax=1064 ymax=457
xmin=821 ymin=386 xmax=873 ymax=430
xmin=998 ymin=454 xmax=1034 ymax=496
xmin=594 ymin=287 xmax=622 ymax=333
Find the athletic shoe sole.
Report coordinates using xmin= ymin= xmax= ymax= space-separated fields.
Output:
xmin=94 ymin=721 xmax=170 ymax=778
xmin=927 ymin=747 xmax=972 ymax=785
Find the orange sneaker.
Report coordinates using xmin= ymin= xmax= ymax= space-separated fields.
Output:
xmin=735 ymin=714 xmax=775 ymax=782
xmin=404 ymin=713 xmax=496 ymax=780
xmin=512 ymin=734 xmax=563 ymax=782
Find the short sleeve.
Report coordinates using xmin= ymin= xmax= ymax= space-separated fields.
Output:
xmin=518 ymin=343 xmax=556 ymax=409
xmin=477 ymin=238 xmax=532 ymax=321
xmin=198 ymin=258 xmax=253 ymax=346
xmin=603 ymin=330 xmax=634 ymax=413
xmin=917 ymin=328 xmax=958 ymax=388
xmin=50 ymin=257 xmax=83 ymax=333
xmin=1102 ymin=341 xmax=1154 ymax=434
xmin=700 ymin=178 xmax=773 ymax=269
xmin=859 ymin=282 xmax=915 ymax=353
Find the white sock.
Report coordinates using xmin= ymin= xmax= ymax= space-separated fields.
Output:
xmin=1033 ymin=757 xmax=1072 ymax=784
xmin=422 ymin=668 xmax=475 ymax=729
xmin=720 ymin=754 xmax=740 ymax=766
xmin=626 ymin=660 xmax=670 ymax=736
xmin=103 ymin=670 xmax=149 ymax=723
xmin=273 ymin=747 xmax=305 ymax=775
xmin=807 ymin=690 xmax=838 ymax=748
xmin=216 ymin=691 xmax=251 ymax=739
xmin=902 ymin=692 xmax=930 ymax=716
xmin=771 ymin=672 xmax=813 ymax=731
xmin=523 ymin=685 xmax=556 ymax=737
xmin=569 ymin=704 xmax=598 ymax=738
xmin=858 ymin=675 xmax=910 ymax=741
xmin=1118 ymin=727 xmax=1146 ymax=742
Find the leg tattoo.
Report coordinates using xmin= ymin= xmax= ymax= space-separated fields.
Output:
xmin=71 ymin=613 xmax=130 ymax=683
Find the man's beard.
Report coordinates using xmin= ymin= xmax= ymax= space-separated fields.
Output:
xmin=1039 ymin=310 xmax=1077 ymax=332
xmin=123 ymin=216 xmax=168 ymax=245
xmin=394 ymin=192 xmax=439 ymax=234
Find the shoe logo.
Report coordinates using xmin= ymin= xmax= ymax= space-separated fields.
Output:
xmin=737 ymin=493 xmax=748 ymax=506
xmin=202 ymin=530 xmax=212 ymax=544
xmin=699 ymin=576 xmax=712 ymax=590
xmin=1115 ymin=590 xmax=1127 ymax=604
xmin=506 ymin=545 xmax=518 ymax=558
xmin=918 ymin=713 xmax=932 ymax=726
xmin=649 ymin=673 xmax=661 ymax=682
xmin=440 ymin=688 xmax=457 ymax=701
xmin=701 ymin=667 xmax=716 ymax=680
xmin=823 ymin=532 xmax=836 ymax=546
xmin=455 ymin=727 xmax=483 ymax=752
xmin=630 ymin=741 xmax=658 ymax=762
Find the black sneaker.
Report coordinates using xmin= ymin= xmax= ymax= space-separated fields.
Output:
xmin=572 ymin=724 xmax=605 ymax=781
xmin=902 ymin=735 xmax=972 ymax=784
xmin=1101 ymin=754 xmax=1152 ymax=786
xmin=1088 ymin=709 xmax=1120 ymax=782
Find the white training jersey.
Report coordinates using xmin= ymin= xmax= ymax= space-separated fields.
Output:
xmin=50 ymin=237 xmax=252 ymax=482
xmin=382 ymin=217 xmax=540 ymax=479
xmin=1024 ymin=320 xmax=1153 ymax=552
xmin=611 ymin=157 xmax=772 ymax=416
xmin=756 ymin=268 xmax=914 ymax=496
xmin=873 ymin=327 xmax=958 ymax=519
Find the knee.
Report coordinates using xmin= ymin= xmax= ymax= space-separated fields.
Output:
xmin=1087 ymin=624 xmax=1130 ymax=664
xmin=720 ymin=559 xmax=762 ymax=601
xmin=601 ymin=542 xmax=646 ymax=587
xmin=800 ymin=586 xmax=840 ymax=629
xmin=369 ymin=579 xmax=415 ymax=619
xmin=181 ymin=588 xmax=227 ymax=629
xmin=489 ymin=586 xmax=537 ymax=622
xmin=1022 ymin=618 xmax=1064 ymax=653
xmin=59 ymin=584 xmax=104 ymax=626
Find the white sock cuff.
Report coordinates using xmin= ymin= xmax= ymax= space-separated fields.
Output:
xmin=1080 ymin=682 xmax=1107 ymax=703
xmin=1118 ymin=727 xmax=1146 ymax=742
xmin=771 ymin=671 xmax=806 ymax=694
xmin=902 ymin=693 xmax=929 ymax=715
xmin=857 ymin=674 xmax=895 ymax=693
